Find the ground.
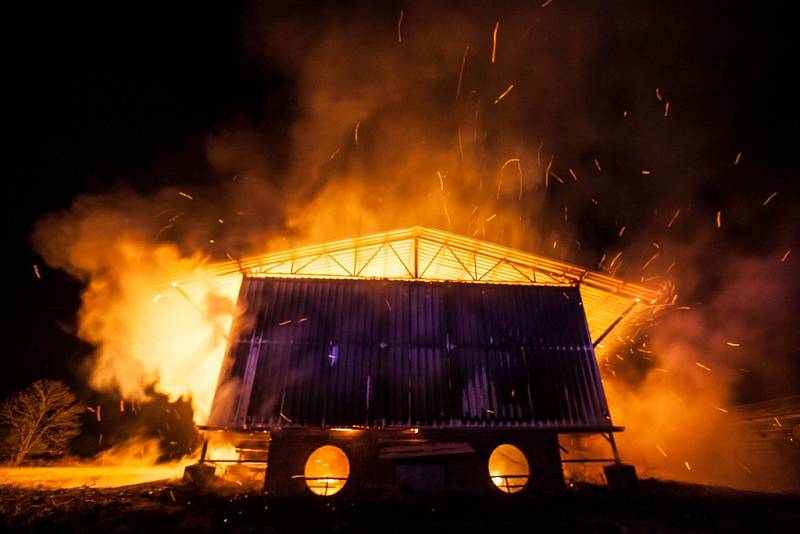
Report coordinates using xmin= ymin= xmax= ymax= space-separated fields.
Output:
xmin=1 ymin=479 xmax=798 ymax=533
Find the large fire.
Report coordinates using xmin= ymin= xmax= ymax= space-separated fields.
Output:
xmin=32 ymin=215 xmax=241 ymax=424
xmin=24 ymin=219 xmax=794 ymax=492
xmin=25 ymin=2 xmax=796 ymax=493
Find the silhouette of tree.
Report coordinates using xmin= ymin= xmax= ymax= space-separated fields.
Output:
xmin=0 ymin=380 xmax=83 ymax=465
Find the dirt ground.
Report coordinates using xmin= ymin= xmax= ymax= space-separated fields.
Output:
xmin=1 ymin=478 xmax=798 ymax=533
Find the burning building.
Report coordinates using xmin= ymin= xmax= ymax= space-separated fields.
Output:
xmin=195 ymin=227 xmax=662 ymax=496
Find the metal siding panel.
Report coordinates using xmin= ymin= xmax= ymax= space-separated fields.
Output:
xmin=212 ymin=277 xmax=610 ymax=430
xmin=495 ymin=286 xmax=519 ymax=421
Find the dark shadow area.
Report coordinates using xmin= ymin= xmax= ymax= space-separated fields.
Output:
xmin=1 ymin=479 xmax=798 ymax=533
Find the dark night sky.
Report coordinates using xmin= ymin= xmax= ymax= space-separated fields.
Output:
xmin=6 ymin=4 xmax=284 ymax=396
xmin=4 ymin=2 xmax=799 ymax=404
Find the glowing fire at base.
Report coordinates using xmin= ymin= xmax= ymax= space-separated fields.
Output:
xmin=0 ymin=465 xmax=188 ymax=489
xmin=0 ymin=435 xmax=244 ymax=489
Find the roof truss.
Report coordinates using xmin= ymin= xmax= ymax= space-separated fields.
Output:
xmin=169 ymin=227 xmax=669 ymax=353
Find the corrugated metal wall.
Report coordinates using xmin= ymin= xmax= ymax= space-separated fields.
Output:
xmin=208 ymin=277 xmax=611 ymax=430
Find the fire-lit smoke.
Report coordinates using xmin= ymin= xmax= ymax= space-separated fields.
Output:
xmin=602 ymin=254 xmax=798 ymax=489
xmin=30 ymin=0 xmax=797 ymax=490
xmin=32 ymin=194 xmax=241 ymax=423
xmin=253 ymin=3 xmax=557 ymax=250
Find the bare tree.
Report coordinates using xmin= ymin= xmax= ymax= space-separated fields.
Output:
xmin=0 ymin=380 xmax=83 ymax=465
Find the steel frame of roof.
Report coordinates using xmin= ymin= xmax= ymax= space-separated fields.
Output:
xmin=175 ymin=227 xmax=668 ymax=350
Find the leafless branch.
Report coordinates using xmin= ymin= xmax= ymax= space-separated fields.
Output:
xmin=0 ymin=380 xmax=83 ymax=465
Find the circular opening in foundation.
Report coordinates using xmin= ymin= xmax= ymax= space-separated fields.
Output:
xmin=488 ymin=444 xmax=530 ymax=494
xmin=304 ymin=445 xmax=350 ymax=496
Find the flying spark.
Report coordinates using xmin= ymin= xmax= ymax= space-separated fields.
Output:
xmin=491 ymin=21 xmax=499 ymax=63
xmin=608 ymin=251 xmax=623 ymax=269
xmin=641 ymin=253 xmax=660 ymax=271
xmin=455 ymin=45 xmax=470 ymax=100
xmin=762 ymin=191 xmax=778 ymax=206
xmin=737 ymin=462 xmax=752 ymax=475
xmin=396 ymin=10 xmax=403 ymax=44
xmin=494 ymin=84 xmax=515 ymax=104
xmin=667 ymin=208 xmax=681 ymax=228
